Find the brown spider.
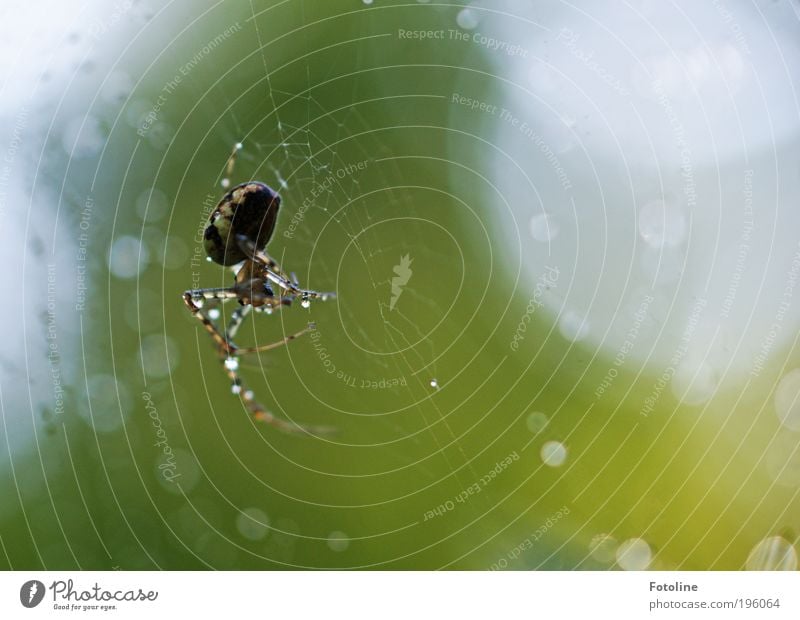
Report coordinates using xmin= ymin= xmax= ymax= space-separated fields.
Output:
xmin=182 ymin=144 xmax=335 ymax=433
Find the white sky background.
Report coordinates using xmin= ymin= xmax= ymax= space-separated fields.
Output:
xmin=0 ymin=0 xmax=131 ymax=510
xmin=463 ymin=0 xmax=800 ymax=405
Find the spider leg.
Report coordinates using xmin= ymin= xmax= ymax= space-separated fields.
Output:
xmin=234 ymin=234 xmax=336 ymax=303
xmin=183 ymin=287 xmax=239 ymax=355
xmin=183 ymin=284 xmax=294 ymax=354
xmin=225 ymin=304 xmax=251 ymax=341
xmin=235 ymin=322 xmax=315 ymax=355
xmin=183 ymin=285 xmax=331 ymax=435
xmin=220 ymin=354 xmax=332 ymax=435
xmin=223 ymin=287 xmax=312 ymax=357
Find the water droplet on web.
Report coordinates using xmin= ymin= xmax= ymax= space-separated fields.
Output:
xmin=766 ymin=432 xmax=800 ymax=487
xmin=671 ymin=358 xmax=717 ymax=405
xmin=146 ymin=122 xmax=174 ymax=151
xmin=235 ymin=142 xmax=243 ymax=150
xmin=616 ymin=538 xmax=652 ymax=570
xmin=559 ymin=311 xmax=589 ymax=342
xmin=244 ymin=390 xmax=254 ymax=400
xmin=559 ymin=113 xmax=577 ymax=129
xmin=746 ymin=536 xmax=797 ymax=570
xmin=236 ymin=507 xmax=269 ymax=541
xmin=430 ymin=379 xmax=439 ymax=389
xmin=78 ymin=375 xmax=130 ymax=433
xmin=530 ymin=213 xmax=559 ymax=242
xmin=774 ymin=369 xmax=800 ymax=431
xmin=589 ymin=534 xmax=617 ymax=563
xmin=526 ymin=411 xmax=548 ymax=433
xmin=327 ymin=531 xmax=350 ymax=552
xmin=108 ymin=236 xmax=149 ymax=279
xmin=540 ymin=441 xmax=567 ymax=467
xmin=205 ymin=256 xmax=213 ymax=263
xmin=156 ymin=448 xmax=201 ymax=495
xmin=301 ymin=298 xmax=311 ymax=309
xmin=101 ymin=71 xmax=133 ymax=105
xmin=208 ymin=308 xmax=220 ymax=320
xmin=221 ymin=178 xmax=230 ymax=189
xmin=231 ymin=384 xmax=242 ymax=395
xmin=139 ymin=334 xmax=180 ymax=379
xmin=224 ymin=357 xmax=239 ymax=371
xmin=362 ymin=0 xmax=373 ymax=5
xmin=263 ymin=307 xmax=273 ymax=315
xmin=62 ymin=115 xmax=106 ymax=158
xmin=125 ymin=99 xmax=153 ymax=129
xmin=638 ymin=199 xmax=687 ymax=248
xmin=164 ymin=237 xmax=187 ymax=269
xmin=456 ymin=8 xmax=480 ymax=30
xmin=135 ymin=187 xmax=169 ymax=223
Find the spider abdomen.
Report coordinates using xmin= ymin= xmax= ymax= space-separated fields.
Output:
xmin=204 ymin=182 xmax=281 ymax=265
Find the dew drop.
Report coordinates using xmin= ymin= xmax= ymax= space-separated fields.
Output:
xmin=526 ymin=411 xmax=548 ymax=433
xmin=125 ymin=99 xmax=154 ymax=129
xmin=139 ymin=334 xmax=180 ymax=379
xmin=146 ymin=122 xmax=174 ymax=151
xmin=79 ymin=375 xmax=130 ymax=433
xmin=616 ymin=538 xmax=652 ymax=570
xmin=235 ymin=142 xmax=243 ymax=150
xmin=362 ymin=0 xmax=373 ymax=4
xmin=774 ymin=369 xmax=800 ymax=432
xmin=672 ymin=358 xmax=717 ymax=405
xmin=207 ymin=308 xmax=220 ymax=320
xmin=231 ymin=384 xmax=242 ymax=395
xmin=559 ymin=311 xmax=589 ymax=342
xmin=62 ymin=115 xmax=106 ymax=158
xmin=221 ymin=178 xmax=231 ymax=189
xmin=589 ymin=534 xmax=617 ymax=563
xmin=244 ymin=390 xmax=254 ymax=400
xmin=301 ymin=298 xmax=311 ymax=309
xmin=327 ymin=531 xmax=350 ymax=552
xmin=540 ymin=441 xmax=567 ymax=467
xmin=101 ymin=71 xmax=133 ymax=105
xmin=224 ymin=357 xmax=239 ymax=371
xmin=236 ymin=508 xmax=270 ymax=541
xmin=430 ymin=378 xmax=439 ymax=389
xmin=765 ymin=432 xmax=800 ymax=487
xmin=156 ymin=448 xmax=200 ymax=495
xmin=206 ymin=256 xmax=213 ymax=262
xmin=638 ymin=199 xmax=687 ymax=248
xmin=109 ymin=236 xmax=149 ymax=279
xmin=530 ymin=213 xmax=559 ymax=242
xmin=456 ymin=8 xmax=480 ymax=30
xmin=164 ymin=236 xmax=188 ymax=270
xmin=135 ymin=187 xmax=169 ymax=223
xmin=746 ymin=536 xmax=797 ymax=570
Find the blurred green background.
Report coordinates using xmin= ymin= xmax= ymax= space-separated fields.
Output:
xmin=0 ymin=0 xmax=798 ymax=570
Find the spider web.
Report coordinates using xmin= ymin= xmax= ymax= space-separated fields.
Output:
xmin=183 ymin=0 xmax=501 ymax=568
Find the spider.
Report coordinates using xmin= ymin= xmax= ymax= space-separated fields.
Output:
xmin=182 ymin=144 xmax=335 ymax=434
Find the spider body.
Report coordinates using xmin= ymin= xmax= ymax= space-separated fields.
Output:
xmin=183 ymin=146 xmax=334 ymax=434
xmin=204 ymin=181 xmax=280 ymax=266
